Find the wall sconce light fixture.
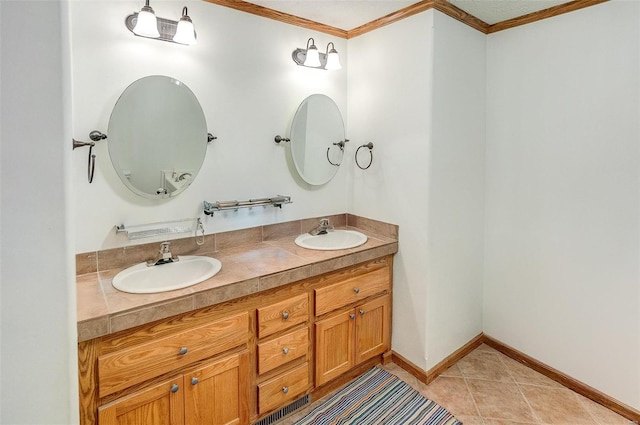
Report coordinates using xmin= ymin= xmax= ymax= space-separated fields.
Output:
xmin=126 ymin=1 xmax=197 ymax=45
xmin=292 ymin=38 xmax=342 ymax=70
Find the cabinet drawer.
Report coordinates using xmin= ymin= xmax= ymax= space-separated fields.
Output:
xmin=258 ymin=363 xmax=309 ymax=414
xmin=315 ymin=267 xmax=389 ymax=316
xmin=98 ymin=311 xmax=249 ymax=397
xmin=257 ymin=294 xmax=308 ymax=338
xmin=258 ymin=327 xmax=308 ymax=375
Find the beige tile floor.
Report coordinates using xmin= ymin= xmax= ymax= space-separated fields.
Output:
xmin=276 ymin=344 xmax=634 ymax=425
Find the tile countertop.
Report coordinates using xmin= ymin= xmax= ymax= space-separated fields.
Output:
xmin=76 ymin=221 xmax=398 ymax=342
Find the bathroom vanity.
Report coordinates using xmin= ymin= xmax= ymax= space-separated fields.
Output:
xmin=77 ymin=215 xmax=397 ymax=425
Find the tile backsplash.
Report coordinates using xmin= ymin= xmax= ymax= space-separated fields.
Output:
xmin=75 ymin=214 xmax=398 ymax=275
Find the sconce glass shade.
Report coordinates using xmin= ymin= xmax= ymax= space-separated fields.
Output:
xmin=133 ymin=3 xmax=160 ymax=38
xmin=303 ymin=38 xmax=321 ymax=67
xmin=173 ymin=7 xmax=196 ymax=45
xmin=325 ymin=45 xmax=341 ymax=70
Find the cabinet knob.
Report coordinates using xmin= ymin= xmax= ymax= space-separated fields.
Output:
xmin=171 ymin=384 xmax=179 ymax=393
xmin=191 ymin=377 xmax=199 ymax=386
xmin=282 ymin=311 xmax=289 ymax=320
xmin=283 ymin=347 xmax=289 ymax=355
xmin=349 ymin=313 xmax=356 ymax=319
xmin=359 ymin=309 xmax=365 ymax=316
xmin=353 ymin=287 xmax=360 ymax=294
xmin=179 ymin=347 xmax=188 ymax=355
xmin=282 ymin=386 xmax=289 ymax=394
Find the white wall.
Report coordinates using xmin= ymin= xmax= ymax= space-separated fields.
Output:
xmin=347 ymin=11 xmax=434 ymax=370
xmin=70 ymin=1 xmax=349 ymax=253
xmin=347 ymin=10 xmax=486 ymax=370
xmin=0 ymin=1 xmax=78 ymax=423
xmin=427 ymin=12 xmax=485 ymax=369
xmin=2 ymin=1 xmax=635 ymax=422
xmin=484 ymin=1 xmax=640 ymax=409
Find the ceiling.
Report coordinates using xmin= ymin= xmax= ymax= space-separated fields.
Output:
xmin=244 ymin=0 xmax=575 ymax=30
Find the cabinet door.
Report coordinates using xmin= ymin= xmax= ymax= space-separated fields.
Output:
xmin=355 ymin=295 xmax=390 ymax=365
xmin=98 ymin=376 xmax=184 ymax=425
xmin=315 ymin=311 xmax=354 ymax=386
xmin=184 ymin=351 xmax=250 ymax=425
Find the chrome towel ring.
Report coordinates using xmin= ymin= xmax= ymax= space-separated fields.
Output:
xmin=355 ymin=142 xmax=374 ymax=170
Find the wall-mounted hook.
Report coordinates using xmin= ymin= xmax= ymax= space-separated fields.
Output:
xmin=274 ymin=135 xmax=290 ymax=143
xmin=356 ymin=142 xmax=374 ymax=170
xmin=333 ymin=139 xmax=349 ymax=151
xmin=207 ymin=133 xmax=217 ymax=143
xmin=72 ymin=130 xmax=107 ymax=183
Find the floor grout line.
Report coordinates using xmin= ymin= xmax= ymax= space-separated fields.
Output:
xmin=461 ymin=373 xmax=487 ymax=424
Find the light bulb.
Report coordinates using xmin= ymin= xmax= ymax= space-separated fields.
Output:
xmin=133 ymin=1 xmax=159 ymax=38
xmin=173 ymin=7 xmax=196 ymax=45
xmin=303 ymin=38 xmax=321 ymax=67
xmin=325 ymin=47 xmax=341 ymax=70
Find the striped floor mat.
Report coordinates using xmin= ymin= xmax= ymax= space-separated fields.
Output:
xmin=295 ymin=367 xmax=462 ymax=425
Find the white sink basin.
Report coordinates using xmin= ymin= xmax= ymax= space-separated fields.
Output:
xmin=112 ymin=256 xmax=222 ymax=294
xmin=294 ymin=230 xmax=368 ymax=251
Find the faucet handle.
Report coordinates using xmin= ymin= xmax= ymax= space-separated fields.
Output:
xmin=160 ymin=241 xmax=171 ymax=253
xmin=320 ymin=218 xmax=330 ymax=226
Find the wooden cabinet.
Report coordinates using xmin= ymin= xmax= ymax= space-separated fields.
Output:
xmin=80 ymin=255 xmax=393 ymax=425
xmin=98 ymin=312 xmax=248 ymax=398
xmin=98 ymin=352 xmax=248 ymax=425
xmin=183 ymin=352 xmax=250 ymax=425
xmin=257 ymin=327 xmax=308 ymax=375
xmin=315 ymin=295 xmax=390 ymax=386
xmin=257 ymin=293 xmax=308 ymax=338
xmin=255 ymin=294 xmax=312 ymax=416
xmin=98 ymin=376 xmax=184 ymax=425
xmin=315 ymin=266 xmax=390 ymax=316
xmin=80 ymin=310 xmax=250 ymax=425
xmin=257 ymin=363 xmax=309 ymax=414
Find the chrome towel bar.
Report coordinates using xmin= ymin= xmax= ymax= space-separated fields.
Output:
xmin=203 ymin=195 xmax=291 ymax=216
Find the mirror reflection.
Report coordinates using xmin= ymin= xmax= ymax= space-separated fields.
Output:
xmin=108 ymin=75 xmax=208 ymax=199
xmin=290 ymin=94 xmax=346 ymax=186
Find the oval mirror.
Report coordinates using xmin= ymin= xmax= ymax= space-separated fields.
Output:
xmin=108 ymin=75 xmax=208 ymax=199
xmin=290 ymin=94 xmax=346 ymax=186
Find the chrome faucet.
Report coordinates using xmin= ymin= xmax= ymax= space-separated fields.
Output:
xmin=309 ymin=218 xmax=334 ymax=236
xmin=177 ymin=172 xmax=192 ymax=182
xmin=147 ymin=241 xmax=179 ymax=266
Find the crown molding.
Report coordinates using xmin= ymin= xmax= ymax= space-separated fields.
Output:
xmin=203 ymin=0 xmax=610 ymax=38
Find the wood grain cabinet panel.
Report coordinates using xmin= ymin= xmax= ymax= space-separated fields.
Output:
xmin=258 ymin=363 xmax=309 ymax=415
xmin=315 ymin=267 xmax=389 ymax=316
xmin=315 ymin=311 xmax=354 ymax=386
xmin=99 ymin=352 xmax=250 ymax=425
xmin=315 ymin=295 xmax=391 ymax=386
xmin=184 ymin=351 xmax=250 ymax=425
xmin=257 ymin=294 xmax=308 ymax=338
xmin=257 ymin=327 xmax=308 ymax=375
xmin=98 ymin=376 xmax=185 ymax=425
xmin=355 ymin=295 xmax=390 ymax=364
xmin=98 ymin=312 xmax=249 ymax=397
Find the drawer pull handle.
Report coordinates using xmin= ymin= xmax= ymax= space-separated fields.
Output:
xmin=282 ymin=386 xmax=289 ymax=394
xmin=282 ymin=311 xmax=289 ymax=320
xmin=171 ymin=384 xmax=179 ymax=393
xmin=354 ymin=287 xmax=360 ymax=294
xmin=283 ymin=347 xmax=289 ymax=355
xmin=359 ymin=309 xmax=365 ymax=315
xmin=179 ymin=347 xmax=188 ymax=355
xmin=349 ymin=313 xmax=356 ymax=319
xmin=191 ymin=377 xmax=199 ymax=386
